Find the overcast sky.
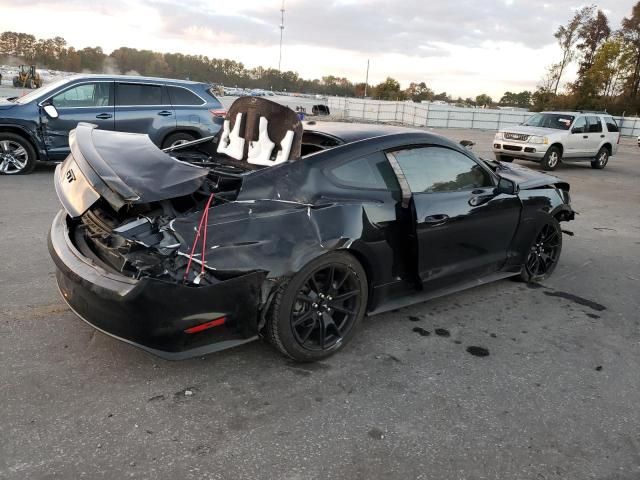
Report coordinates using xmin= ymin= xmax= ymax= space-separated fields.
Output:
xmin=0 ymin=0 xmax=633 ymax=98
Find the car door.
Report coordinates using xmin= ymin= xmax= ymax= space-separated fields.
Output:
xmin=586 ymin=116 xmax=604 ymax=153
xmin=113 ymin=82 xmax=176 ymax=146
xmin=390 ymin=146 xmax=521 ymax=289
xmin=41 ymin=81 xmax=114 ymax=160
xmin=564 ymin=116 xmax=588 ymax=158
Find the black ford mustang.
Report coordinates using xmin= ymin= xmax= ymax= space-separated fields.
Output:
xmin=49 ymin=99 xmax=574 ymax=362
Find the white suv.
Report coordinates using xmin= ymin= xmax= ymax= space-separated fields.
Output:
xmin=493 ymin=111 xmax=620 ymax=171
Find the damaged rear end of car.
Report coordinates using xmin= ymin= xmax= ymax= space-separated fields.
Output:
xmin=49 ymin=122 xmax=282 ymax=359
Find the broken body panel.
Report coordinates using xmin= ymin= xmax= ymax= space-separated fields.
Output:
xmin=49 ymin=100 xmax=574 ymax=359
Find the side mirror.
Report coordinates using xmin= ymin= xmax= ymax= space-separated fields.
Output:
xmin=42 ymin=104 xmax=59 ymax=119
xmin=495 ymin=177 xmax=517 ymax=195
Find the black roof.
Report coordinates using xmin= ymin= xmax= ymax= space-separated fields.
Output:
xmin=302 ymin=121 xmax=424 ymax=144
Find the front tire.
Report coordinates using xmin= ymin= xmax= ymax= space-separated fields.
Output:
xmin=266 ymin=251 xmax=368 ymax=362
xmin=541 ymin=146 xmax=561 ymax=171
xmin=591 ymin=147 xmax=609 ymax=169
xmin=520 ymin=218 xmax=563 ymax=283
xmin=0 ymin=133 xmax=37 ymax=175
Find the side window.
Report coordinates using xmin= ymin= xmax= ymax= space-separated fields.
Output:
xmin=328 ymin=152 xmax=399 ymax=191
xmin=393 ymin=147 xmax=493 ymax=193
xmin=51 ymin=83 xmax=111 ymax=108
xmin=167 ymin=86 xmax=204 ymax=105
xmin=116 ymin=83 xmax=164 ymax=106
xmin=587 ymin=116 xmax=602 ymax=133
xmin=604 ymin=117 xmax=619 ymax=133
xmin=572 ymin=117 xmax=587 ymax=134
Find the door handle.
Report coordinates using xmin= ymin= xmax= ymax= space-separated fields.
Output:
xmin=158 ymin=110 xmax=173 ymax=116
xmin=582 ymin=135 xmax=588 ymax=139
xmin=600 ymin=134 xmax=605 ymax=138
xmin=96 ymin=113 xmax=112 ymax=119
xmin=424 ymin=214 xmax=449 ymax=224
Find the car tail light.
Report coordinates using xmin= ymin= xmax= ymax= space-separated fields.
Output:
xmin=210 ymin=109 xmax=226 ymax=118
xmin=184 ymin=316 xmax=226 ymax=334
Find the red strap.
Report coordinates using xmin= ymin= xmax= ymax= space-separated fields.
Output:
xmin=183 ymin=194 xmax=215 ymax=282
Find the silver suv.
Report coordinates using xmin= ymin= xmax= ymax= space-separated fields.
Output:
xmin=493 ymin=111 xmax=620 ymax=171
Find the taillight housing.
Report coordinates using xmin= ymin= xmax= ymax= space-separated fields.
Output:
xmin=210 ymin=109 xmax=226 ymax=119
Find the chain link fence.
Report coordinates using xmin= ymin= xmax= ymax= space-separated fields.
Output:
xmin=327 ymin=97 xmax=640 ymax=138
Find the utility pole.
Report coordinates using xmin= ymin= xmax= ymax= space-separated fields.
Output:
xmin=364 ymin=59 xmax=369 ymax=98
xmin=278 ymin=0 xmax=285 ymax=72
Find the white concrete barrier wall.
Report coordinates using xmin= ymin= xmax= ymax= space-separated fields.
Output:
xmin=327 ymin=97 xmax=640 ymax=137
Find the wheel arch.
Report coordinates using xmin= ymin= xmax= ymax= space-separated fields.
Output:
xmin=548 ymin=142 xmax=563 ymax=156
xmin=0 ymin=125 xmax=41 ymax=160
xmin=161 ymin=129 xmax=201 ymax=147
xmin=338 ymin=247 xmax=374 ymax=306
xmin=601 ymin=142 xmax=612 ymax=155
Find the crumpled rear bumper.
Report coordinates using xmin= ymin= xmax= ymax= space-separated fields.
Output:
xmin=48 ymin=210 xmax=267 ymax=360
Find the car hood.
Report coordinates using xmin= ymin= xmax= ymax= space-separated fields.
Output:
xmin=493 ymin=161 xmax=566 ymax=190
xmin=54 ymin=123 xmax=209 ymax=217
xmin=0 ymin=98 xmax=16 ymax=110
xmin=500 ymin=125 xmax=564 ymax=137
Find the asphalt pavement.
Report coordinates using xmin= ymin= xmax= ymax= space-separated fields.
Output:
xmin=1 ymin=128 xmax=639 ymax=479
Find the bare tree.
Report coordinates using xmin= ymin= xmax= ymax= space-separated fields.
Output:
xmin=553 ymin=6 xmax=595 ymax=94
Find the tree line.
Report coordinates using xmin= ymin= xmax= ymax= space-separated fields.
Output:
xmin=534 ymin=2 xmax=640 ymax=114
xmin=2 ymin=0 xmax=639 ymax=115
xmin=0 ymin=30 xmax=523 ymax=107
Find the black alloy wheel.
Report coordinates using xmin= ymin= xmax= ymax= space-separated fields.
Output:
xmin=267 ymin=251 xmax=368 ymax=362
xmin=520 ymin=219 xmax=563 ymax=282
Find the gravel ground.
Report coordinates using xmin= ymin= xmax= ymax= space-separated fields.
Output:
xmin=0 ymin=125 xmax=639 ymax=479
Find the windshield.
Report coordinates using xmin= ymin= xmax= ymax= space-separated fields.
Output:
xmin=14 ymin=77 xmax=75 ymax=104
xmin=523 ymin=113 xmax=575 ymax=130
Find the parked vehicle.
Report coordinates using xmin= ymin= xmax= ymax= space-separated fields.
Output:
xmin=49 ymin=99 xmax=574 ymax=362
xmin=12 ymin=65 xmax=42 ymax=89
xmin=0 ymin=74 xmax=226 ymax=174
xmin=493 ymin=111 xmax=620 ymax=171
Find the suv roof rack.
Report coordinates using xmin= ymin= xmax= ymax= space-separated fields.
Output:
xmin=577 ymin=110 xmax=609 ymax=114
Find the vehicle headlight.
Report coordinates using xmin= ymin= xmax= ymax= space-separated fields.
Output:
xmin=494 ymin=132 xmax=503 ymax=140
xmin=528 ymin=136 xmax=544 ymax=144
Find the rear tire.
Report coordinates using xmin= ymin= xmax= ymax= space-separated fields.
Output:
xmin=541 ymin=146 xmax=561 ymax=171
xmin=162 ymin=132 xmax=196 ymax=149
xmin=0 ymin=133 xmax=37 ymax=175
xmin=591 ymin=147 xmax=609 ymax=169
xmin=266 ymin=251 xmax=368 ymax=362
xmin=520 ymin=218 xmax=563 ymax=283
xmin=496 ymin=154 xmax=514 ymax=162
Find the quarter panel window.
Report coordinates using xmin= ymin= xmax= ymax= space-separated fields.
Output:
xmin=167 ymin=86 xmax=204 ymax=105
xmin=604 ymin=117 xmax=619 ymax=132
xmin=328 ymin=152 xmax=399 ymax=190
xmin=116 ymin=83 xmax=164 ymax=106
xmin=393 ymin=147 xmax=493 ymax=193
xmin=52 ymin=83 xmax=112 ymax=108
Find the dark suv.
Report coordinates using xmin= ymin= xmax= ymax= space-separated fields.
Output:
xmin=0 ymin=75 xmax=226 ymax=174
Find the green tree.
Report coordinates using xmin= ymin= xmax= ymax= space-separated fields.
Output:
xmin=475 ymin=93 xmax=492 ymax=107
xmin=405 ymin=81 xmax=434 ymax=102
xmin=373 ymin=77 xmax=404 ymax=100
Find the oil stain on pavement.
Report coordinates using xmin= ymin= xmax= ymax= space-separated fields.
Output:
xmin=543 ymin=291 xmax=606 ymax=311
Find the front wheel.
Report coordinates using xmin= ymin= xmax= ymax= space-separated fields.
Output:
xmin=520 ymin=218 xmax=563 ymax=283
xmin=591 ymin=147 xmax=609 ymax=169
xmin=266 ymin=251 xmax=368 ymax=362
xmin=541 ymin=146 xmax=561 ymax=171
xmin=0 ymin=133 xmax=37 ymax=175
